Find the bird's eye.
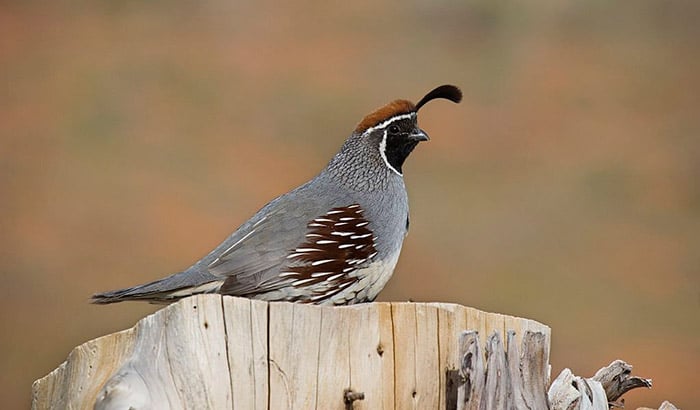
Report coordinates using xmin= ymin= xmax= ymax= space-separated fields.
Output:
xmin=389 ymin=125 xmax=400 ymax=134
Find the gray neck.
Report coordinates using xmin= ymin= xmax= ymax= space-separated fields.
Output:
xmin=322 ymin=133 xmax=399 ymax=192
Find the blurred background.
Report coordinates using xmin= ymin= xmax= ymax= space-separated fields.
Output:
xmin=2 ymin=0 xmax=699 ymax=408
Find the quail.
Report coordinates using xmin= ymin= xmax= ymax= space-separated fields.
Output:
xmin=92 ymin=85 xmax=462 ymax=305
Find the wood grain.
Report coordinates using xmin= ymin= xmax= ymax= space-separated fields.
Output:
xmin=43 ymin=295 xmax=662 ymax=410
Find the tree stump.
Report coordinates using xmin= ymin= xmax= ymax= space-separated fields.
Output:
xmin=31 ymin=294 xmax=659 ymax=409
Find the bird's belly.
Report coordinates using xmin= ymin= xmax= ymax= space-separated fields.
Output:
xmin=326 ymin=247 xmax=402 ymax=305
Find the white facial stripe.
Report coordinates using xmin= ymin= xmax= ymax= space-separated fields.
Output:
xmin=380 ymin=129 xmax=402 ymax=176
xmin=361 ymin=112 xmax=416 ymax=136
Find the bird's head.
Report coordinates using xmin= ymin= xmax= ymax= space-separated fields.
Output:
xmin=354 ymin=85 xmax=462 ymax=175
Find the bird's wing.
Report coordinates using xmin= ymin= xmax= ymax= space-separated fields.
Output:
xmin=206 ymin=196 xmax=378 ymax=300
xmin=204 ymin=195 xmax=317 ymax=293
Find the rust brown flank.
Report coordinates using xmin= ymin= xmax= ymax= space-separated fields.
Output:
xmin=354 ymin=99 xmax=416 ymax=134
xmin=284 ymin=204 xmax=377 ymax=303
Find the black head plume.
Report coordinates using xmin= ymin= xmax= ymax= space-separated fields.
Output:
xmin=415 ymin=85 xmax=462 ymax=111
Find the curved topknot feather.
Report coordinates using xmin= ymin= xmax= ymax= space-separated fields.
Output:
xmin=415 ymin=85 xmax=462 ymax=111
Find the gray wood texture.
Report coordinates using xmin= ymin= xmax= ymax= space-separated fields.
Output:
xmin=548 ymin=360 xmax=654 ymax=410
xmin=31 ymin=295 xmax=664 ymax=409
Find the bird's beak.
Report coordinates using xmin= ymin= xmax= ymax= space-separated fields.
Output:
xmin=410 ymin=128 xmax=430 ymax=142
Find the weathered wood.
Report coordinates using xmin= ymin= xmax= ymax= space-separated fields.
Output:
xmin=456 ymin=330 xmax=551 ymax=410
xmin=346 ymin=303 xmax=395 ymax=409
xmin=268 ymin=301 xmax=322 ymax=408
xmin=436 ymin=303 xmax=468 ymax=410
xmin=38 ymin=294 xmax=678 ymax=410
xmin=591 ymin=359 xmax=652 ymax=404
xmin=548 ymin=360 xmax=653 ymax=410
xmin=548 ymin=368 xmax=608 ymax=410
xmin=316 ymin=304 xmax=351 ymax=410
xmin=36 ymin=296 xmax=552 ymax=409
xmin=222 ymin=297 xmax=268 ymax=409
xmin=506 ymin=331 xmax=527 ymax=410
xmin=390 ymin=303 xmax=415 ymax=409
xmin=32 ymin=328 xmax=135 ymax=409
xmin=457 ymin=330 xmax=484 ymax=410
xmin=95 ymin=295 xmax=232 ymax=409
xmin=519 ymin=331 xmax=550 ymax=409
xmin=482 ymin=332 xmax=508 ymax=409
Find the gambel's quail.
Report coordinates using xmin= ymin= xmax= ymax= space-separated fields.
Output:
xmin=92 ymin=85 xmax=462 ymax=305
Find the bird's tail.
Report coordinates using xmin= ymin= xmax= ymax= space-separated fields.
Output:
xmin=91 ymin=271 xmax=224 ymax=304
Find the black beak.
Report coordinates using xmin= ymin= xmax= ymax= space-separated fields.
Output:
xmin=409 ymin=128 xmax=430 ymax=142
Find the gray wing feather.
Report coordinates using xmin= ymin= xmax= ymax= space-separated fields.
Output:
xmin=200 ymin=184 xmax=347 ymax=296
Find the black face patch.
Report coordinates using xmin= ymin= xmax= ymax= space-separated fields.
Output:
xmin=382 ymin=118 xmax=421 ymax=174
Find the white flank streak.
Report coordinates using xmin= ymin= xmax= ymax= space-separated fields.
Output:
xmin=379 ymin=129 xmax=403 ymax=176
xmin=338 ymin=243 xmax=354 ymax=249
xmin=329 ymin=273 xmax=346 ymax=281
xmin=339 ymin=217 xmax=355 ymax=221
xmin=286 ymin=253 xmax=307 ymax=259
xmin=341 ymin=268 xmax=354 ymax=274
xmin=311 ymin=271 xmax=334 ymax=278
xmin=279 ymin=271 xmax=300 ymax=278
xmin=310 ymin=293 xmax=328 ymax=301
xmin=309 ymin=223 xmax=325 ymax=227
xmin=326 ymin=210 xmax=344 ymax=214
xmin=368 ymin=252 xmax=378 ymax=259
xmin=296 ymin=248 xmax=322 ymax=252
xmin=306 ymin=233 xmax=323 ymax=238
xmin=338 ymin=281 xmax=353 ymax=288
xmin=355 ymin=221 xmax=369 ymax=227
xmin=311 ymin=259 xmax=335 ymax=266
xmin=350 ymin=233 xmax=372 ymax=239
xmin=314 ymin=218 xmax=334 ymax=222
xmin=334 ymin=222 xmax=348 ymax=226
xmin=331 ymin=231 xmax=355 ymax=237
xmin=316 ymin=240 xmax=337 ymax=245
xmin=348 ymin=204 xmax=361 ymax=209
xmin=355 ymin=244 xmax=366 ymax=249
xmin=292 ymin=278 xmax=316 ymax=286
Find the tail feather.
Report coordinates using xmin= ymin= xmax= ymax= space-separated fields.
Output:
xmin=91 ymin=284 xmax=177 ymax=304
xmin=91 ymin=271 xmax=223 ymax=304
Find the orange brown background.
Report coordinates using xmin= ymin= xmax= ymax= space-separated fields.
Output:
xmin=2 ymin=1 xmax=699 ymax=408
